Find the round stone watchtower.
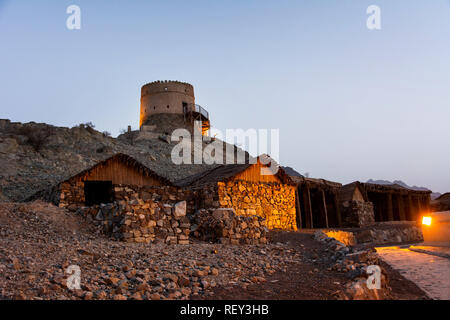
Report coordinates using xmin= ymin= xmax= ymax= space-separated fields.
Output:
xmin=139 ymin=80 xmax=210 ymax=135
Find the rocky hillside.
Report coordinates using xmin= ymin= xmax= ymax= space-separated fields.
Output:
xmin=0 ymin=119 xmax=248 ymax=202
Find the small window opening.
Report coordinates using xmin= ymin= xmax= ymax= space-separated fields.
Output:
xmin=84 ymin=181 xmax=114 ymax=206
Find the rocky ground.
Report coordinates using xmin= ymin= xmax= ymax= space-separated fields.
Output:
xmin=0 ymin=201 xmax=429 ymax=300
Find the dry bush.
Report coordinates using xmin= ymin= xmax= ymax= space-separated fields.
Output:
xmin=77 ymin=122 xmax=97 ymax=134
xmin=17 ymin=125 xmax=55 ymax=152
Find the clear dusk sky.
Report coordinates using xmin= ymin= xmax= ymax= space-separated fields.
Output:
xmin=0 ymin=1 xmax=449 ymax=193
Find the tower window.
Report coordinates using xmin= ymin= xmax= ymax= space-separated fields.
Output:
xmin=164 ymin=87 xmax=168 ymax=91
xmin=167 ymin=105 xmax=170 ymax=109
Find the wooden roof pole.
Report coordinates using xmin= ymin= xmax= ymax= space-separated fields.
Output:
xmin=321 ymin=189 xmax=329 ymax=228
xmin=397 ymin=194 xmax=406 ymax=221
xmin=387 ymin=192 xmax=394 ymax=221
xmin=407 ymin=195 xmax=414 ymax=221
xmin=417 ymin=196 xmax=423 ymax=221
xmin=306 ymin=186 xmax=313 ymax=229
xmin=334 ymin=192 xmax=342 ymax=227
xmin=295 ymin=188 xmax=302 ymax=229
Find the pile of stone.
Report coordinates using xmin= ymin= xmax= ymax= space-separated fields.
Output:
xmin=314 ymin=230 xmax=352 ymax=263
xmin=191 ymin=208 xmax=268 ymax=245
xmin=313 ymin=230 xmax=392 ymax=300
xmin=76 ymin=200 xmax=190 ymax=244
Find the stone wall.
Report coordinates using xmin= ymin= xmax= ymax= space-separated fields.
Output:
xmin=113 ymin=185 xmax=195 ymax=214
xmin=322 ymin=222 xmax=423 ymax=246
xmin=76 ymin=200 xmax=190 ymax=244
xmin=191 ymin=208 xmax=268 ymax=245
xmin=58 ymin=181 xmax=84 ymax=209
xmin=197 ymin=181 xmax=297 ymax=231
xmin=58 ymin=182 xmax=195 ymax=214
xmin=340 ymin=200 xmax=375 ymax=228
xmin=354 ymin=222 xmax=423 ymax=244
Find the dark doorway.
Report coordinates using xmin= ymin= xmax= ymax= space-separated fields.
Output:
xmin=310 ymin=189 xmax=327 ymax=228
xmin=84 ymin=181 xmax=114 ymax=206
xmin=325 ymin=192 xmax=338 ymax=228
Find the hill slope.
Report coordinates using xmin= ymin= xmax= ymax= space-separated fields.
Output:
xmin=0 ymin=119 xmax=248 ymax=202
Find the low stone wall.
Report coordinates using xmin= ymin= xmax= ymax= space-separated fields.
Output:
xmin=76 ymin=200 xmax=190 ymax=244
xmin=322 ymin=221 xmax=423 ymax=246
xmin=340 ymin=200 xmax=374 ymax=228
xmin=354 ymin=222 xmax=423 ymax=244
xmin=197 ymin=180 xmax=297 ymax=231
xmin=191 ymin=208 xmax=269 ymax=245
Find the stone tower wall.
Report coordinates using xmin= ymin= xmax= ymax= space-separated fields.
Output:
xmin=140 ymin=80 xmax=195 ymax=127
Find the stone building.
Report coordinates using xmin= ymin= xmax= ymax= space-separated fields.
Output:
xmin=338 ymin=181 xmax=432 ymax=226
xmin=177 ymin=159 xmax=298 ymax=231
xmin=139 ymin=80 xmax=210 ymax=136
xmin=361 ymin=182 xmax=431 ymax=222
xmin=42 ymin=153 xmax=194 ymax=212
xmin=339 ymin=182 xmax=374 ymax=227
xmin=289 ymin=177 xmax=432 ymax=229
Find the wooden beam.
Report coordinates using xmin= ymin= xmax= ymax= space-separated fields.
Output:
xmin=407 ymin=195 xmax=414 ymax=221
xmin=321 ymin=189 xmax=329 ymax=228
xmin=417 ymin=196 xmax=422 ymax=220
xmin=295 ymin=188 xmax=302 ymax=229
xmin=397 ymin=195 xmax=406 ymax=221
xmin=334 ymin=193 xmax=342 ymax=227
xmin=306 ymin=186 xmax=313 ymax=229
xmin=387 ymin=193 xmax=394 ymax=221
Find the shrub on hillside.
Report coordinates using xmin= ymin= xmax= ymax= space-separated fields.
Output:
xmin=17 ymin=125 xmax=55 ymax=152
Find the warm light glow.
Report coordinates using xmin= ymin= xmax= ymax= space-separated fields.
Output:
xmin=422 ymin=216 xmax=432 ymax=226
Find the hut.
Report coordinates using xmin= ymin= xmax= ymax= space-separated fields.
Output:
xmin=177 ymin=158 xmax=298 ymax=230
xmin=43 ymin=153 xmax=188 ymax=209
xmin=338 ymin=182 xmax=374 ymax=227
xmin=291 ymin=176 xmax=342 ymax=229
xmin=339 ymin=182 xmax=432 ymax=223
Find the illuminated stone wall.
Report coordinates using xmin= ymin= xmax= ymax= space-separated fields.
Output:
xmin=214 ymin=180 xmax=297 ymax=231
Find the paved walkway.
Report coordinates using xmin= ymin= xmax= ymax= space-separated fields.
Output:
xmin=376 ymin=246 xmax=450 ymax=300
